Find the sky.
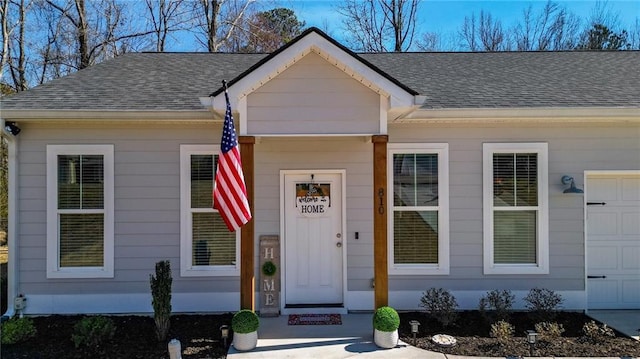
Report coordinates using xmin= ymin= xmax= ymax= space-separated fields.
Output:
xmin=272 ymin=0 xmax=640 ymax=49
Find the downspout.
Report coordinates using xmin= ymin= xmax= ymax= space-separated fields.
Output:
xmin=1 ymin=119 xmax=18 ymax=319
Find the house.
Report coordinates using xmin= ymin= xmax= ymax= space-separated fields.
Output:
xmin=1 ymin=28 xmax=639 ymax=316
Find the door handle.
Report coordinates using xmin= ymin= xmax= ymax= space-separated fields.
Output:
xmin=587 ymin=275 xmax=607 ymax=279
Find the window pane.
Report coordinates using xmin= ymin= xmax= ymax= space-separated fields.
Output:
xmin=81 ymin=155 xmax=104 ymax=209
xmin=191 ymin=155 xmax=217 ymax=208
xmin=192 ymin=212 xmax=235 ymax=266
xmin=494 ymin=211 xmax=537 ymax=264
xmin=394 ymin=211 xmax=438 ymax=264
xmin=58 ymin=155 xmax=80 ymax=209
xmin=57 ymin=155 xmax=104 ymax=209
xmin=393 ymin=153 xmax=438 ymax=207
xmin=493 ymin=153 xmax=537 ymax=207
xmin=59 ymin=213 xmax=104 ymax=267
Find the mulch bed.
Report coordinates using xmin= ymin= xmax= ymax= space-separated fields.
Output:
xmin=398 ymin=311 xmax=640 ymax=357
xmin=2 ymin=311 xmax=640 ymax=358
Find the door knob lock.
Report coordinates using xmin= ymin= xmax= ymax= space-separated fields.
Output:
xmin=336 ymin=242 xmax=342 ymax=248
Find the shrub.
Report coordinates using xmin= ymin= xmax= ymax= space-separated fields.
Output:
xmin=535 ymin=321 xmax=565 ymax=341
xmin=150 ymin=260 xmax=172 ymax=342
xmin=490 ymin=320 xmax=514 ymax=344
xmin=479 ymin=289 xmax=515 ymax=322
xmin=372 ymin=306 xmax=400 ymax=332
xmin=419 ymin=288 xmax=458 ymax=327
xmin=232 ymin=310 xmax=260 ymax=334
xmin=71 ymin=316 xmax=115 ymax=348
xmin=581 ymin=320 xmax=615 ymax=343
xmin=524 ymin=288 xmax=564 ymax=322
xmin=1 ymin=317 xmax=36 ymax=344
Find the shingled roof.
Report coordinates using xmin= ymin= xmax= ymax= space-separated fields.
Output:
xmin=1 ymin=36 xmax=639 ymax=113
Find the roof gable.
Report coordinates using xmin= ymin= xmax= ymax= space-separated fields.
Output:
xmin=205 ymin=28 xmax=417 ymax=112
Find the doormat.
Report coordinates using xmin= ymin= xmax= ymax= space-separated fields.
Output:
xmin=288 ymin=314 xmax=342 ymax=325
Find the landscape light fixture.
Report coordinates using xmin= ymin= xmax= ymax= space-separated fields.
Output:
xmin=220 ymin=325 xmax=229 ymax=347
xmin=4 ymin=121 xmax=21 ymax=136
xmin=561 ymin=175 xmax=583 ymax=194
xmin=526 ymin=330 xmax=538 ymax=356
xmin=409 ymin=320 xmax=421 ymax=345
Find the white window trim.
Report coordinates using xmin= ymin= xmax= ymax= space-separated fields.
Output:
xmin=482 ymin=142 xmax=549 ymax=275
xmin=180 ymin=145 xmax=240 ymax=277
xmin=46 ymin=145 xmax=114 ymax=278
xmin=387 ymin=143 xmax=450 ymax=275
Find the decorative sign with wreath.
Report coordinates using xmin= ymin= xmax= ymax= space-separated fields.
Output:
xmin=295 ymin=183 xmax=330 ymax=217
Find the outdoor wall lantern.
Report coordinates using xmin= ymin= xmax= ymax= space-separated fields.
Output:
xmin=526 ymin=330 xmax=538 ymax=356
xmin=561 ymin=175 xmax=583 ymax=194
xmin=409 ymin=320 xmax=421 ymax=344
xmin=220 ymin=325 xmax=230 ymax=347
xmin=4 ymin=121 xmax=21 ymax=136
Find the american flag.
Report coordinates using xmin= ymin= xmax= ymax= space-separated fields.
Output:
xmin=213 ymin=87 xmax=251 ymax=232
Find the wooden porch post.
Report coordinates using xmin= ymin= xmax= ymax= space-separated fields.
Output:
xmin=372 ymin=135 xmax=388 ymax=308
xmin=239 ymin=136 xmax=255 ymax=310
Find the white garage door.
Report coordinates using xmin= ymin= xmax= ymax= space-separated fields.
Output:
xmin=586 ymin=174 xmax=640 ymax=309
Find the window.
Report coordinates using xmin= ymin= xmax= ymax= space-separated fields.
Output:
xmin=46 ymin=145 xmax=114 ymax=278
xmin=388 ymin=144 xmax=449 ymax=275
xmin=180 ymin=145 xmax=239 ymax=276
xmin=483 ymin=143 xmax=549 ymax=274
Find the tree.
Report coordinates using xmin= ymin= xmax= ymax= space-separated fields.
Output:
xmin=144 ymin=0 xmax=191 ymax=52
xmin=1 ymin=0 xmax=29 ymax=92
xmin=578 ymin=23 xmax=630 ymax=50
xmin=512 ymin=1 xmax=581 ymax=51
xmin=459 ymin=10 xmax=508 ymax=51
xmin=338 ymin=0 xmax=419 ymax=52
xmin=192 ymin=0 xmax=256 ymax=52
xmin=243 ymin=8 xmax=305 ymax=53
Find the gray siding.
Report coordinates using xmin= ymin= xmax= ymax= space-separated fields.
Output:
xmin=247 ymin=52 xmax=380 ymax=135
xmin=17 ymin=122 xmax=240 ymax=295
xmin=387 ymin=123 xmax=640 ymax=291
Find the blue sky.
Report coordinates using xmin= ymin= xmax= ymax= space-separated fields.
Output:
xmin=274 ymin=0 xmax=639 ymax=46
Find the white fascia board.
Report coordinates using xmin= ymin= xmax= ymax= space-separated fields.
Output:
xmin=396 ymin=107 xmax=640 ymax=123
xmin=209 ymin=32 xmax=415 ymax=111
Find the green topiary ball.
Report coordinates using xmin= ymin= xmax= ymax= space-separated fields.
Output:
xmin=373 ymin=306 xmax=400 ymax=332
xmin=232 ymin=310 xmax=260 ymax=334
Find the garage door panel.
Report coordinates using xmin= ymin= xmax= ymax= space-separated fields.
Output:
xmin=621 ymin=178 xmax=640 ymax=200
xmin=588 ymin=178 xmax=618 ymax=200
xmin=621 ymin=280 xmax=640 ymax=307
xmin=588 ymin=213 xmax=617 ymax=235
xmin=588 ymin=246 xmax=617 ymax=270
xmin=588 ymin=280 xmax=618 ymax=304
xmin=622 ymin=212 xmax=640 ymax=235
xmin=621 ymin=247 xmax=640 ymax=269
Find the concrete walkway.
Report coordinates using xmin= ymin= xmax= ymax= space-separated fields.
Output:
xmin=227 ymin=312 xmax=639 ymax=359
xmin=227 ymin=313 xmax=442 ymax=359
xmin=587 ymin=310 xmax=640 ymax=340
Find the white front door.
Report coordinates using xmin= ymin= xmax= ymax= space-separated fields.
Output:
xmin=283 ymin=171 xmax=344 ymax=306
xmin=586 ymin=173 xmax=640 ymax=309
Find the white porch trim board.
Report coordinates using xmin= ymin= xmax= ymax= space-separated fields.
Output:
xmin=21 ymin=290 xmax=586 ymax=315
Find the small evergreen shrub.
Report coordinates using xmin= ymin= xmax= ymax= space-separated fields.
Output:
xmin=479 ymin=289 xmax=515 ymax=322
xmin=232 ymin=310 xmax=259 ymax=334
xmin=71 ymin=316 xmax=115 ymax=348
xmin=1 ymin=317 xmax=37 ymax=344
xmin=419 ymin=288 xmax=458 ymax=327
xmin=524 ymin=288 xmax=564 ymax=322
xmin=490 ymin=320 xmax=514 ymax=344
xmin=535 ymin=321 xmax=565 ymax=341
xmin=372 ymin=306 xmax=400 ymax=332
xmin=581 ymin=320 xmax=615 ymax=343
xmin=150 ymin=260 xmax=172 ymax=342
